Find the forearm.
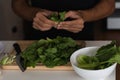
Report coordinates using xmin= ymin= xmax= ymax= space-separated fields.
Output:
xmin=79 ymin=0 xmax=115 ymax=22
xmin=12 ymin=0 xmax=41 ymax=21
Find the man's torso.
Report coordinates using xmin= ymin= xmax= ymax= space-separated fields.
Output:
xmin=31 ymin=0 xmax=100 ymax=11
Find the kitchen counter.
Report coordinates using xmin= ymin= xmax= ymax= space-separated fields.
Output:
xmin=0 ymin=41 xmax=120 ymax=80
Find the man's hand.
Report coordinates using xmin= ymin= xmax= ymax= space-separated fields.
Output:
xmin=33 ymin=9 xmax=57 ymax=31
xmin=57 ymin=11 xmax=84 ymax=33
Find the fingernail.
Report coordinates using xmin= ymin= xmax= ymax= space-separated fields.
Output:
xmin=55 ymin=22 xmax=58 ymax=25
xmin=58 ymin=24 xmax=61 ymax=27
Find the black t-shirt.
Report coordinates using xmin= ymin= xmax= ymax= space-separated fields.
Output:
xmin=24 ymin=0 xmax=100 ymax=40
xmin=31 ymin=0 xmax=100 ymax=11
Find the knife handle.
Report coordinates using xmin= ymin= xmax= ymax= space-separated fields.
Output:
xmin=13 ymin=43 xmax=21 ymax=55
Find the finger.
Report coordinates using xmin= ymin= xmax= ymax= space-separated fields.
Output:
xmin=39 ymin=16 xmax=56 ymax=26
xmin=33 ymin=25 xmax=39 ymax=30
xmin=41 ymin=10 xmax=55 ymax=16
xmin=33 ymin=22 xmax=40 ymax=30
xmin=34 ymin=16 xmax=56 ymax=31
xmin=59 ymin=20 xmax=84 ymax=30
xmin=62 ymin=25 xmax=83 ymax=31
xmin=64 ymin=11 xmax=73 ymax=18
xmin=34 ymin=17 xmax=50 ymax=28
xmin=36 ymin=13 xmax=56 ymax=26
xmin=43 ymin=11 xmax=53 ymax=16
xmin=60 ymin=19 xmax=84 ymax=26
xmin=62 ymin=26 xmax=83 ymax=33
xmin=57 ymin=20 xmax=84 ymax=32
xmin=36 ymin=11 xmax=51 ymax=17
xmin=65 ymin=11 xmax=80 ymax=19
xmin=33 ymin=21 xmax=52 ymax=31
xmin=33 ymin=17 xmax=42 ymax=26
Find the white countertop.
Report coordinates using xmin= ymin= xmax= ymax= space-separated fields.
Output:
xmin=0 ymin=41 xmax=114 ymax=80
xmin=0 ymin=70 xmax=115 ymax=80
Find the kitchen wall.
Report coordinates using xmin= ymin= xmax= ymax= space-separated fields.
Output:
xmin=94 ymin=19 xmax=120 ymax=40
xmin=94 ymin=1 xmax=120 ymax=40
xmin=0 ymin=0 xmax=24 ymax=40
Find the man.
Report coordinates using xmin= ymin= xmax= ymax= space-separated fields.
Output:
xmin=12 ymin=0 xmax=115 ymax=40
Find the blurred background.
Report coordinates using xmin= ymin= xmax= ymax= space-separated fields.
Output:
xmin=0 ymin=0 xmax=120 ymax=40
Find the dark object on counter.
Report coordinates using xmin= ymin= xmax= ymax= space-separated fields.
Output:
xmin=13 ymin=43 xmax=26 ymax=72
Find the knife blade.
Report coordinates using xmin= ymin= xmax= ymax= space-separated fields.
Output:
xmin=13 ymin=43 xmax=26 ymax=72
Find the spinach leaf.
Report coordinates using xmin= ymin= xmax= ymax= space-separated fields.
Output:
xmin=49 ymin=11 xmax=66 ymax=22
xmin=77 ymin=55 xmax=99 ymax=70
xmin=95 ymin=41 xmax=116 ymax=62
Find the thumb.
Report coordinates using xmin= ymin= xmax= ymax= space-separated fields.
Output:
xmin=65 ymin=11 xmax=80 ymax=19
xmin=41 ymin=9 xmax=54 ymax=16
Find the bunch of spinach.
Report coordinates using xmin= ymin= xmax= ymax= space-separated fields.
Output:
xmin=21 ymin=36 xmax=81 ymax=68
xmin=49 ymin=11 xmax=66 ymax=22
xmin=77 ymin=41 xmax=120 ymax=70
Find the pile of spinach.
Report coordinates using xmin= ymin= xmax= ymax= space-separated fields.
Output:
xmin=77 ymin=41 xmax=120 ymax=70
xmin=21 ymin=36 xmax=81 ymax=68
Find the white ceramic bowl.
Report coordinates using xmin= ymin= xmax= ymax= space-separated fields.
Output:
xmin=70 ymin=47 xmax=117 ymax=80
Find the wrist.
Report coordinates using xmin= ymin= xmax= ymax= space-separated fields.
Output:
xmin=32 ymin=8 xmax=42 ymax=20
xmin=77 ymin=10 xmax=86 ymax=22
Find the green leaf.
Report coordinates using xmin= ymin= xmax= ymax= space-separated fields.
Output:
xmin=76 ymin=55 xmax=99 ymax=69
xmin=49 ymin=11 xmax=66 ymax=22
xmin=95 ymin=41 xmax=117 ymax=62
xmin=78 ymin=63 xmax=99 ymax=70
xmin=108 ymin=53 xmax=120 ymax=64
xmin=59 ymin=11 xmax=66 ymax=21
xmin=45 ymin=48 xmax=57 ymax=55
xmin=49 ymin=13 xmax=59 ymax=22
xmin=37 ymin=47 xmax=44 ymax=55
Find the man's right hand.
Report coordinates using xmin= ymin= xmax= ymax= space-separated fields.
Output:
xmin=33 ymin=9 xmax=57 ymax=31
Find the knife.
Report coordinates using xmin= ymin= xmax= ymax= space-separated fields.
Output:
xmin=13 ymin=43 xmax=26 ymax=72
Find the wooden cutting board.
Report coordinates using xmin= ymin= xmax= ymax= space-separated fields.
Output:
xmin=2 ymin=63 xmax=73 ymax=71
xmin=1 ymin=40 xmax=86 ymax=71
